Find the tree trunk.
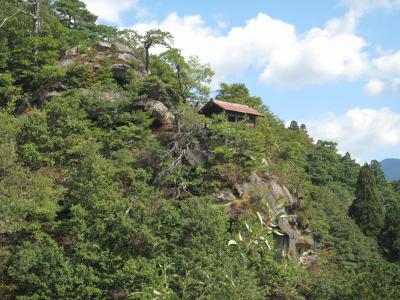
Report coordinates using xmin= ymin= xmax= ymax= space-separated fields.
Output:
xmin=33 ymin=0 xmax=41 ymax=35
xmin=31 ymin=0 xmax=41 ymax=64
xmin=176 ymin=64 xmax=183 ymax=90
xmin=145 ymin=46 xmax=150 ymax=74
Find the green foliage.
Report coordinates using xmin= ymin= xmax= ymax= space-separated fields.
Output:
xmin=92 ymin=59 xmax=116 ymax=84
xmin=208 ymin=114 xmax=266 ymax=171
xmin=392 ymin=180 xmax=400 ymax=193
xmin=52 ymin=0 xmax=97 ymax=29
xmin=306 ymin=141 xmax=341 ymax=186
xmin=308 ymin=185 xmax=380 ymax=270
xmin=64 ymin=63 xmax=90 ymax=88
xmin=0 ymin=72 xmax=21 ymax=108
xmin=0 ymin=2 xmax=399 ymax=299
xmin=216 ymin=82 xmax=265 ymax=111
xmin=381 ymin=197 xmax=400 ymax=261
xmin=138 ymin=29 xmax=174 ymax=74
xmin=349 ymin=163 xmax=385 ymax=238
xmin=308 ymin=260 xmax=400 ymax=300
xmin=152 ymin=49 xmax=214 ymax=102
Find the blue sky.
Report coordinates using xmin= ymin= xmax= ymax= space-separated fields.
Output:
xmin=83 ymin=0 xmax=400 ymax=162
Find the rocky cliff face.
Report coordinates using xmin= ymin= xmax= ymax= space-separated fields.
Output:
xmin=60 ymin=41 xmax=146 ymax=79
xmin=60 ymin=42 xmax=179 ymax=130
xmin=216 ymin=172 xmax=313 ymax=259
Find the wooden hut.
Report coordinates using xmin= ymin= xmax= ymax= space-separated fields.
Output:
xmin=199 ymin=99 xmax=263 ymax=128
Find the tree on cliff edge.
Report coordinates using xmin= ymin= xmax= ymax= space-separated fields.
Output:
xmin=349 ymin=163 xmax=384 ymax=238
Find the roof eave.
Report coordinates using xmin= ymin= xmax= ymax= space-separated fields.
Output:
xmin=213 ymin=101 xmax=263 ymax=117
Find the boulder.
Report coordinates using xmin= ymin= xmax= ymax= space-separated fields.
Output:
xmin=113 ymin=42 xmax=133 ymax=54
xmin=151 ymin=101 xmax=175 ymax=126
xmin=116 ymin=53 xmax=135 ymax=64
xmin=112 ymin=64 xmax=132 ymax=79
xmin=235 ymin=173 xmax=299 ymax=208
xmin=214 ymin=190 xmax=236 ymax=204
xmin=64 ymin=47 xmax=79 ymax=57
xmin=270 ymin=180 xmax=298 ymax=207
xmin=133 ymin=100 xmax=175 ymax=128
xmin=93 ymin=41 xmax=112 ymax=52
xmin=59 ymin=57 xmax=77 ymax=67
xmin=45 ymin=91 xmax=61 ymax=99
xmin=299 ymin=250 xmax=318 ymax=270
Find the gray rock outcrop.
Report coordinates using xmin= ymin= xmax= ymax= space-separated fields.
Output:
xmin=299 ymin=249 xmax=318 ymax=270
xmin=112 ymin=64 xmax=132 ymax=80
xmin=214 ymin=190 xmax=236 ymax=204
xmin=133 ymin=100 xmax=175 ymax=129
xmin=60 ymin=41 xmax=146 ymax=78
xmin=93 ymin=41 xmax=112 ymax=52
xmin=227 ymin=172 xmax=313 ymax=258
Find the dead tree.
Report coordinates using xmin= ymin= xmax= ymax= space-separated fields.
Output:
xmin=0 ymin=1 xmax=41 ymax=32
xmin=0 ymin=0 xmax=42 ymax=62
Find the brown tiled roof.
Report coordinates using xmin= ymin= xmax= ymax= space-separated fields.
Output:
xmin=212 ymin=100 xmax=263 ymax=117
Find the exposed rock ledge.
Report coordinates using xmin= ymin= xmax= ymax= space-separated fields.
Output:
xmin=60 ymin=41 xmax=146 ymax=78
xmin=217 ymin=172 xmax=313 ymax=259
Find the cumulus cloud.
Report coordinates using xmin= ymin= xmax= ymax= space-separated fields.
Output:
xmin=364 ymin=78 xmax=400 ymax=95
xmin=363 ymin=51 xmax=400 ymax=95
xmin=259 ymin=18 xmax=368 ymax=86
xmin=80 ymin=1 xmax=400 ymax=91
xmin=82 ymin=0 xmax=143 ymax=24
xmin=305 ymin=107 xmax=400 ymax=158
xmin=132 ymin=12 xmax=369 ymax=87
xmin=372 ymin=51 xmax=400 ymax=77
xmin=364 ymin=79 xmax=386 ymax=94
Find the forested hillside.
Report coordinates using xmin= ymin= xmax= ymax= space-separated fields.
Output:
xmin=1 ymin=1 xmax=399 ymax=299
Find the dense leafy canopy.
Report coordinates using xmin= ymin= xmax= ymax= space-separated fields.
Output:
xmin=0 ymin=1 xmax=399 ymax=299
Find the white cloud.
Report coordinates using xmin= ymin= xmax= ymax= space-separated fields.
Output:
xmin=260 ymin=19 xmax=368 ymax=86
xmin=86 ymin=2 xmax=397 ymax=92
xmin=364 ymin=79 xmax=385 ymax=95
xmin=372 ymin=51 xmax=400 ymax=78
xmin=82 ymin=0 xmax=142 ymax=24
xmin=342 ymin=0 xmax=400 ymax=13
xmin=363 ymin=51 xmax=400 ymax=95
xmin=364 ymin=78 xmax=400 ymax=95
xmin=306 ymin=107 xmax=400 ymax=158
xmin=132 ymin=12 xmax=369 ymax=87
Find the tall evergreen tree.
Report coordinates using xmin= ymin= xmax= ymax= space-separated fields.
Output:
xmin=52 ymin=0 xmax=96 ymax=29
xmin=349 ymin=163 xmax=384 ymax=238
xmin=380 ymin=196 xmax=400 ymax=261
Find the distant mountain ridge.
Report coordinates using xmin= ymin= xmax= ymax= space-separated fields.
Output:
xmin=380 ymin=158 xmax=400 ymax=181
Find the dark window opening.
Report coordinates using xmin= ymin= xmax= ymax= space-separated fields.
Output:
xmin=228 ymin=115 xmax=237 ymax=122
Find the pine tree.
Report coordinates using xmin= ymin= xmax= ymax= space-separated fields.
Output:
xmin=288 ymin=120 xmax=300 ymax=131
xmin=349 ymin=163 xmax=384 ymax=238
xmin=52 ymin=0 xmax=96 ymax=29
xmin=381 ymin=196 xmax=400 ymax=261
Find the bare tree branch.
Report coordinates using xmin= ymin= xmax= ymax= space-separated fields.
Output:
xmin=0 ymin=10 xmax=23 ymax=28
xmin=0 ymin=9 xmax=35 ymax=29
